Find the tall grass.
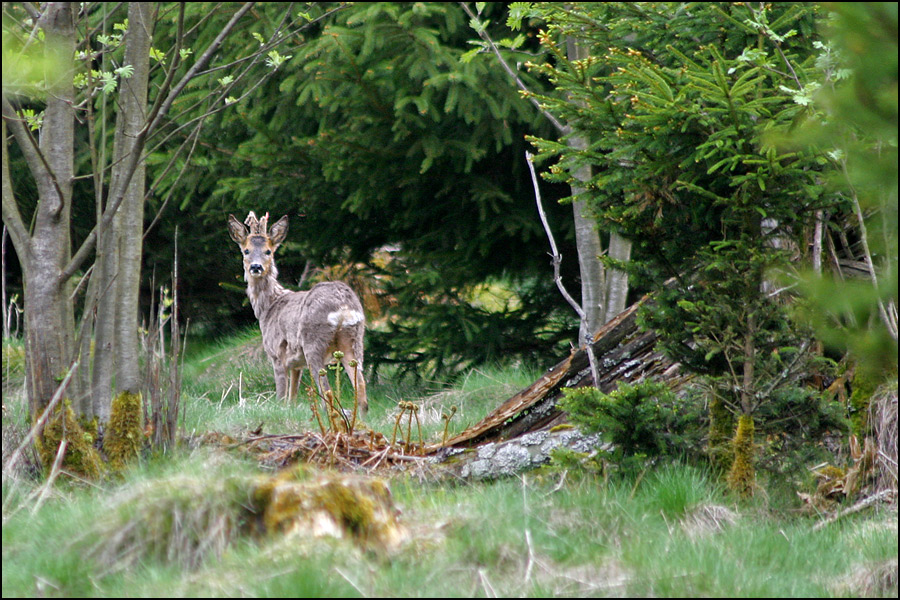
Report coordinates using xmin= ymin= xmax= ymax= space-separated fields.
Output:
xmin=3 ymin=453 xmax=895 ymax=597
xmin=2 ymin=332 xmax=897 ymax=597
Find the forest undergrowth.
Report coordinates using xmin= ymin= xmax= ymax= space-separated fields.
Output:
xmin=2 ymin=333 xmax=897 ymax=598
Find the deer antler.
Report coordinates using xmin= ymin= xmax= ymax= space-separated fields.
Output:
xmin=244 ymin=211 xmax=270 ymax=235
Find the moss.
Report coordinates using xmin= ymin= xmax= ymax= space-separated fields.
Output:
xmin=849 ymin=365 xmax=884 ymax=438
xmin=726 ymin=414 xmax=755 ymax=498
xmin=815 ymin=465 xmax=847 ymax=498
xmin=549 ymin=423 xmax=575 ymax=432
xmin=104 ymin=391 xmax=144 ymax=471
xmin=315 ymin=481 xmax=376 ymax=538
xmin=35 ymin=400 xmax=104 ymax=480
xmin=707 ymin=393 xmax=734 ymax=471
xmin=248 ymin=469 xmax=405 ymax=551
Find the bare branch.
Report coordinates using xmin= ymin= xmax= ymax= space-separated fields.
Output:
xmin=63 ymin=2 xmax=255 ymax=283
xmin=1 ymin=119 xmax=33 ymax=267
xmin=1 ymin=95 xmax=67 ymax=227
xmin=526 ymin=151 xmax=585 ymax=320
xmin=145 ymin=2 xmax=256 ymax=137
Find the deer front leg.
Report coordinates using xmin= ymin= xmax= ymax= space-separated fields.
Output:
xmin=271 ymin=357 xmax=288 ymax=401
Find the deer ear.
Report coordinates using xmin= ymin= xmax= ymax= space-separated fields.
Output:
xmin=227 ymin=214 xmax=248 ymax=244
xmin=269 ymin=215 xmax=289 ymax=246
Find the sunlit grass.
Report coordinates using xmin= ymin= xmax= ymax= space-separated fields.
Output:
xmin=2 ymin=332 xmax=897 ymax=597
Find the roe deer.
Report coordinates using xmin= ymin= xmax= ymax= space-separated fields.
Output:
xmin=227 ymin=211 xmax=368 ymax=416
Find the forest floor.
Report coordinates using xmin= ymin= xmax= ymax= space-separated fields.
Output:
xmin=2 ymin=333 xmax=897 ymax=597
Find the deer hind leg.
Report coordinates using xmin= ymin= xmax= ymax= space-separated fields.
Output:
xmin=336 ymin=330 xmax=368 ymax=417
xmin=288 ymin=366 xmax=304 ymax=404
xmin=304 ymin=349 xmax=332 ymax=404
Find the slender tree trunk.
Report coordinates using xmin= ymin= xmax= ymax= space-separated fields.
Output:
xmin=604 ymin=232 xmax=632 ymax=323
xmin=569 ymin=159 xmax=606 ymax=343
xmin=12 ymin=2 xmax=79 ymax=416
xmin=565 ymin=38 xmax=606 ymax=343
xmin=565 ymin=37 xmax=632 ymax=335
xmin=112 ymin=2 xmax=154 ymax=396
xmin=92 ymin=2 xmax=155 ymax=420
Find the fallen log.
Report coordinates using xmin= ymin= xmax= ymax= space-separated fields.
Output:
xmin=427 ymin=293 xmax=689 ymax=453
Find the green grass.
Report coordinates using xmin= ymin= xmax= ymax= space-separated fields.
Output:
xmin=2 ymin=332 xmax=897 ymax=597
xmin=179 ymin=330 xmax=538 ymax=444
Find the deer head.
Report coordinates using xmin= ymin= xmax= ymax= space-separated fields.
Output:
xmin=227 ymin=211 xmax=289 ymax=278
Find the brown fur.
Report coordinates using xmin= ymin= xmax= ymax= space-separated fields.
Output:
xmin=228 ymin=212 xmax=368 ymax=415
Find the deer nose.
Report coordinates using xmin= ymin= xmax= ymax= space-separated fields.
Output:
xmin=249 ymin=263 xmax=263 ymax=274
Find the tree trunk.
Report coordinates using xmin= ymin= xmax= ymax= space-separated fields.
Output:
xmin=564 ymin=37 xmax=632 ymax=337
xmin=604 ymin=232 xmax=632 ymax=323
xmin=565 ymin=37 xmax=606 ymax=343
xmin=4 ymin=2 xmax=79 ymax=416
xmin=112 ymin=2 xmax=154 ymax=396
xmin=91 ymin=2 xmax=155 ymax=420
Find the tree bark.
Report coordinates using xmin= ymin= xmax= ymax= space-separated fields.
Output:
xmin=432 ymin=288 xmax=686 ymax=451
xmin=565 ymin=37 xmax=632 ymax=335
xmin=91 ymin=2 xmax=155 ymax=420
xmin=2 ymin=2 xmax=79 ymax=416
xmin=113 ymin=2 xmax=154 ymax=396
xmin=604 ymin=232 xmax=632 ymax=323
xmin=565 ymin=38 xmax=606 ymax=343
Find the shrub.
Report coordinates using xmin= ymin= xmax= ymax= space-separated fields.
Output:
xmin=559 ymin=381 xmax=700 ymax=471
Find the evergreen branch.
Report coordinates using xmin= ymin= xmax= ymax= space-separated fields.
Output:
xmin=458 ymin=2 xmax=567 ymax=134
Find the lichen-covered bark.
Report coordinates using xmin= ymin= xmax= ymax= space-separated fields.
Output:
xmin=430 ymin=427 xmax=606 ymax=480
xmin=104 ymin=391 xmax=144 ymax=470
xmin=435 ymin=288 xmax=687 ymax=451
xmin=727 ymin=414 xmax=756 ymax=497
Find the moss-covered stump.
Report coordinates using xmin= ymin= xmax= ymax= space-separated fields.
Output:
xmin=726 ymin=414 xmax=756 ymax=497
xmin=92 ymin=465 xmax=408 ymax=574
xmin=35 ymin=400 xmax=104 ymax=480
xmin=249 ymin=468 xmax=407 ymax=552
xmin=104 ymin=391 xmax=144 ymax=470
xmin=707 ymin=394 xmax=734 ymax=471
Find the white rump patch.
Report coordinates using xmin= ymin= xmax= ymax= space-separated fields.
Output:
xmin=327 ymin=307 xmax=364 ymax=328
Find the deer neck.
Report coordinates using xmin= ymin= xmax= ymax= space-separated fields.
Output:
xmin=245 ymin=263 xmax=289 ymax=322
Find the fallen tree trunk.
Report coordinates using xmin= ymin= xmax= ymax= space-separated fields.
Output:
xmin=427 ymin=293 xmax=688 ymax=453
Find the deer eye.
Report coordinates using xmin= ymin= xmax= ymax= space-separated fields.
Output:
xmin=243 ymin=249 xmax=249 ymax=255
xmin=265 ymin=250 xmax=271 ymax=255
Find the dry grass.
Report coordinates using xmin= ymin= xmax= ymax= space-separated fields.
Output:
xmin=870 ymin=380 xmax=898 ymax=494
xmin=680 ymin=503 xmax=740 ymax=539
xmin=90 ymin=470 xmax=241 ymax=572
xmin=836 ymin=558 xmax=898 ymax=597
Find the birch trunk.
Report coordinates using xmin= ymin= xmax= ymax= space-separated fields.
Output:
xmin=565 ymin=38 xmax=605 ymax=343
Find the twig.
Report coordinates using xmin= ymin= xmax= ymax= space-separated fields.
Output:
xmin=478 ymin=568 xmax=498 ymax=598
xmin=526 ymin=151 xmax=600 ymax=384
xmin=812 ymin=489 xmax=896 ymax=531
xmin=30 ymin=440 xmax=67 ymax=515
xmin=334 ymin=566 xmax=367 ymax=597
xmin=1 ymin=359 xmax=79 ymax=488
xmin=523 ymin=529 xmax=536 ymax=587
xmin=525 ymin=152 xmax=585 ymax=321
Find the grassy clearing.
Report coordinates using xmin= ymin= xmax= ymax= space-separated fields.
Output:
xmin=2 ymin=332 xmax=897 ymax=597
xmin=179 ymin=329 xmax=538 ymax=444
